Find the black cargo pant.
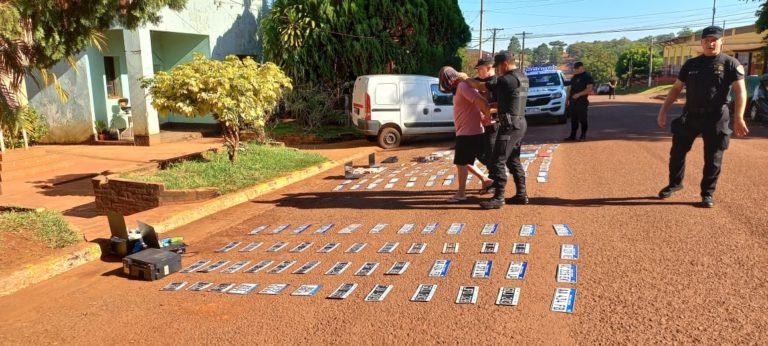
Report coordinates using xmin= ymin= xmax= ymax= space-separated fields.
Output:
xmin=668 ymin=109 xmax=731 ymax=197
xmin=488 ymin=116 xmax=527 ymax=197
xmin=478 ymin=123 xmax=498 ymax=168
xmin=569 ymin=99 xmax=589 ymax=137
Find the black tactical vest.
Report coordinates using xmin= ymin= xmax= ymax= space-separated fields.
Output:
xmin=509 ymin=70 xmax=529 ymax=117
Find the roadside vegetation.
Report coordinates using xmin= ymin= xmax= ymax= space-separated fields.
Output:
xmin=120 ymin=143 xmax=327 ymax=193
xmin=616 ymin=84 xmax=674 ymax=95
xmin=0 ymin=209 xmax=80 ymax=248
xmin=268 ymin=122 xmax=362 ymax=142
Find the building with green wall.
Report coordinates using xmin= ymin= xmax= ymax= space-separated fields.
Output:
xmin=25 ymin=0 xmax=265 ymax=145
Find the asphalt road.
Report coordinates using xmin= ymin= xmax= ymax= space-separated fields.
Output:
xmin=1 ymin=95 xmax=766 ymax=345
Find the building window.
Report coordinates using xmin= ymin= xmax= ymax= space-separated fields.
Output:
xmin=750 ymin=50 xmax=764 ymax=75
xmin=104 ymin=56 xmax=120 ymax=98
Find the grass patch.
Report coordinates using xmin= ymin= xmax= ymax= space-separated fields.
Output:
xmin=120 ymin=143 xmax=328 ymax=193
xmin=616 ymin=84 xmax=673 ymax=95
xmin=0 ymin=210 xmax=80 ymax=248
xmin=268 ymin=122 xmax=363 ymax=140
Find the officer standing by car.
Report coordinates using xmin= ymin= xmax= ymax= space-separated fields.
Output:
xmin=565 ymin=61 xmax=594 ymax=141
xmin=656 ymin=25 xmax=749 ymax=208
xmin=461 ymin=52 xmax=529 ymax=209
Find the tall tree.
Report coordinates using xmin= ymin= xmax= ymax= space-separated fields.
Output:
xmin=262 ymin=0 xmax=469 ymax=97
xmin=754 ymin=0 xmax=768 ymax=40
xmin=616 ymin=44 xmax=662 ymax=81
xmin=548 ymin=40 xmax=567 ymax=66
xmin=521 ymin=47 xmax=533 ymax=67
xmin=531 ymin=43 xmax=550 ymax=66
xmin=677 ymin=26 xmax=694 ymax=37
xmin=507 ymin=36 xmax=521 ymax=56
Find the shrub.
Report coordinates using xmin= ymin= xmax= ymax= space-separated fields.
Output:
xmin=1 ymin=106 xmax=49 ymax=148
xmin=284 ymin=85 xmax=340 ymax=130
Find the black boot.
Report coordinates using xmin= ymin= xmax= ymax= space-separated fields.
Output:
xmin=506 ymin=194 xmax=529 ymax=205
xmin=480 ymin=191 xmax=505 ymax=209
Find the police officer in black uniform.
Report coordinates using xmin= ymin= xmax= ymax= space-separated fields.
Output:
xmin=657 ymin=26 xmax=750 ymax=208
xmin=461 ymin=52 xmax=529 ymax=209
xmin=565 ymin=61 xmax=594 ymax=141
xmin=474 ymin=58 xmax=498 ymax=175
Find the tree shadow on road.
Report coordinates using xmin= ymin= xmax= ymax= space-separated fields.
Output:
xmin=531 ymin=196 xmax=697 ymax=207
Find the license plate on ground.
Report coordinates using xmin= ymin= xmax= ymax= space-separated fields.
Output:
xmin=496 ymin=287 xmax=521 ymax=306
xmin=553 ymin=224 xmax=573 ymax=236
xmin=328 ymin=283 xmax=358 ymax=299
xmin=456 ymin=286 xmax=479 ymax=304
xmin=560 ymin=244 xmax=579 ymax=260
xmin=551 ymin=288 xmax=576 ymax=313
xmin=472 ymin=260 xmax=493 ymax=278
xmin=506 ymin=261 xmax=528 ymax=280
xmin=556 ymin=264 xmax=577 ymax=283
xmin=429 ymin=259 xmax=451 ymax=277
xmin=411 ymin=284 xmax=437 ymax=302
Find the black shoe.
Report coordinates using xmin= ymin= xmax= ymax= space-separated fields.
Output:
xmin=480 ymin=197 xmax=505 ymax=209
xmin=658 ymin=185 xmax=683 ymax=199
xmin=578 ymin=136 xmax=586 ymax=142
xmin=506 ymin=195 xmax=529 ymax=205
xmin=701 ymin=195 xmax=714 ymax=208
xmin=563 ymin=136 xmax=576 ymax=141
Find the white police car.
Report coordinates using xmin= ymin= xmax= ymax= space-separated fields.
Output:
xmin=524 ymin=65 xmax=567 ymax=123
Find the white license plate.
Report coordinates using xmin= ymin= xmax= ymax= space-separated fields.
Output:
xmin=551 ymin=288 xmax=577 ymax=313
xmin=526 ymin=107 xmax=540 ymax=113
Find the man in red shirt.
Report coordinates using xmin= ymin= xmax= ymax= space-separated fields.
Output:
xmin=439 ymin=67 xmax=495 ymax=202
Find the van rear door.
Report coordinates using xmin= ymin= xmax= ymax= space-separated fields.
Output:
xmin=370 ymin=80 xmax=400 ymax=127
xmin=351 ymin=77 xmax=368 ymax=127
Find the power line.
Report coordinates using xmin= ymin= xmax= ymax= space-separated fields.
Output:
xmin=492 ymin=16 xmax=756 ymax=41
xmin=485 ymin=8 xmax=755 ymax=32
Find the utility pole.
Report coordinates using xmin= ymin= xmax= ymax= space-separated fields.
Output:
xmin=478 ymin=0 xmax=484 ymax=60
xmin=516 ymin=32 xmax=530 ymax=66
xmin=712 ymin=0 xmax=716 ymax=26
xmin=489 ymin=28 xmax=504 ymax=56
xmin=627 ymin=56 xmax=633 ymax=88
xmin=648 ymin=37 xmax=654 ymax=87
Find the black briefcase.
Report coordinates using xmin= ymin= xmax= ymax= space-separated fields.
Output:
xmin=122 ymin=248 xmax=181 ymax=281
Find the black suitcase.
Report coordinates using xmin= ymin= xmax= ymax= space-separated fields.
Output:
xmin=122 ymin=248 xmax=181 ymax=281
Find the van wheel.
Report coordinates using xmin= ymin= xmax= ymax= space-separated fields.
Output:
xmin=377 ymin=127 xmax=401 ymax=149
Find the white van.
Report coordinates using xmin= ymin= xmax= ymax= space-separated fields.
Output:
xmin=524 ymin=66 xmax=568 ymax=123
xmin=351 ymin=75 xmax=456 ymax=148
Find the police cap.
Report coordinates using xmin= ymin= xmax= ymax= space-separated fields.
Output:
xmin=475 ymin=58 xmax=492 ymax=68
xmin=701 ymin=26 xmax=723 ymax=39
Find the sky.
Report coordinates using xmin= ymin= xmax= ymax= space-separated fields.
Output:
xmin=457 ymin=0 xmax=764 ymax=52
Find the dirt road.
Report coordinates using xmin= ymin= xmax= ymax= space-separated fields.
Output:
xmin=1 ymin=95 xmax=766 ymax=345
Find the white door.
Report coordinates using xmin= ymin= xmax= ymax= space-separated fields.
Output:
xmin=371 ymin=82 xmax=400 ymax=127
xmin=429 ymin=83 xmax=456 ymax=133
xmin=400 ymin=81 xmax=433 ymax=134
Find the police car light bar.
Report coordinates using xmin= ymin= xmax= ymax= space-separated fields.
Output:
xmin=525 ymin=65 xmax=558 ymax=75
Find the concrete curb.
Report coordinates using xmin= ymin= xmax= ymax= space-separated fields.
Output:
xmin=0 ymin=243 xmax=102 ymax=297
xmin=151 ymin=150 xmax=375 ymax=233
xmin=0 ymin=147 xmax=378 ymax=297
